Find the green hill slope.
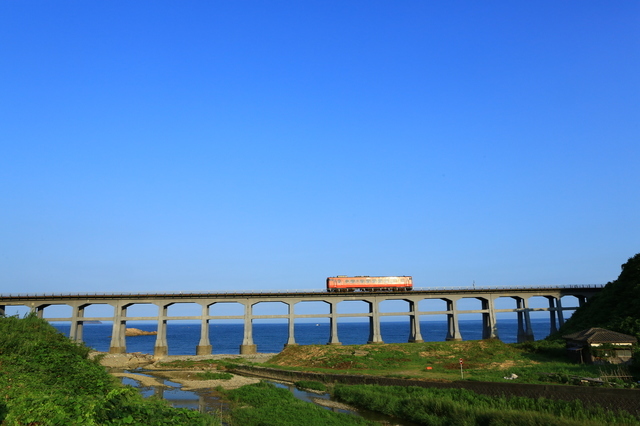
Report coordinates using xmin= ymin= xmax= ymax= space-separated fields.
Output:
xmin=0 ymin=314 xmax=217 ymax=425
xmin=554 ymin=253 xmax=640 ymax=339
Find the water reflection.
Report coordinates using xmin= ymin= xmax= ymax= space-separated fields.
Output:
xmin=120 ymin=375 xmax=225 ymax=414
xmin=270 ymin=382 xmax=353 ymax=414
xmin=120 ymin=372 xmax=417 ymax=425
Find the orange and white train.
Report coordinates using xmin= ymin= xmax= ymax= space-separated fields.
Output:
xmin=326 ymin=276 xmax=413 ymax=292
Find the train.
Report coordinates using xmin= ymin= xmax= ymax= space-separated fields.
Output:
xmin=326 ymin=276 xmax=413 ymax=292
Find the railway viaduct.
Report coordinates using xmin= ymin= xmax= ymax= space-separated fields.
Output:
xmin=0 ymin=286 xmax=603 ymax=355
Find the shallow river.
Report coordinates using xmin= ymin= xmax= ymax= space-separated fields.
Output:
xmin=119 ymin=369 xmax=417 ymax=425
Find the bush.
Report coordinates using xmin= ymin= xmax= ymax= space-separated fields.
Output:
xmin=194 ymin=371 xmax=234 ymax=380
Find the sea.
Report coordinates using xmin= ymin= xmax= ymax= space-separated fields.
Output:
xmin=52 ymin=318 xmax=555 ymax=355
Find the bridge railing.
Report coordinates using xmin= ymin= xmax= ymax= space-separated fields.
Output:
xmin=0 ymin=284 xmax=604 ymax=298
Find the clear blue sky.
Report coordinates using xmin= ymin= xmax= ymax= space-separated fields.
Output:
xmin=2 ymin=1 xmax=639 ymax=295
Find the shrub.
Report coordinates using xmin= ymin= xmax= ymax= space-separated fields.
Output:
xmin=195 ymin=371 xmax=234 ymax=380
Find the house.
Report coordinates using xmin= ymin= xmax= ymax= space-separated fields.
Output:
xmin=562 ymin=328 xmax=637 ymax=364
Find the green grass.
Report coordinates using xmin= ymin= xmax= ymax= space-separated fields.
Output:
xmin=194 ymin=371 xmax=234 ymax=380
xmin=0 ymin=314 xmax=218 ymax=425
xmin=158 ymin=358 xmax=240 ymax=370
xmin=157 ymin=358 xmax=224 ymax=368
xmin=223 ymin=381 xmax=373 ymax=426
xmin=264 ymin=339 xmax=638 ymax=385
xmin=333 ymin=384 xmax=640 ymax=425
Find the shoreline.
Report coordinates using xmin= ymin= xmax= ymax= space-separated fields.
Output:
xmin=90 ymin=350 xmax=277 ymax=368
xmin=94 ymin=351 xmax=277 ymax=390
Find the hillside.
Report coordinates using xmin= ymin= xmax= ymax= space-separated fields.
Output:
xmin=553 ymin=253 xmax=640 ymax=339
xmin=0 ymin=314 xmax=217 ymax=425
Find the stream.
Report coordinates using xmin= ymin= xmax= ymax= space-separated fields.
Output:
xmin=118 ymin=369 xmax=417 ymax=425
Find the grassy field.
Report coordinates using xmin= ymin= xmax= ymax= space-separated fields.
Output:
xmin=221 ymin=381 xmax=374 ymax=426
xmin=156 ymin=340 xmax=640 ymax=425
xmin=333 ymin=384 xmax=639 ymax=425
xmin=254 ymin=339 xmax=637 ymax=386
xmin=157 ymin=339 xmax=638 ymax=386
xmin=154 ymin=339 xmax=640 ymax=425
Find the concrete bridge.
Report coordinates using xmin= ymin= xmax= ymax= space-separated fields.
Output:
xmin=0 ymin=285 xmax=603 ymax=355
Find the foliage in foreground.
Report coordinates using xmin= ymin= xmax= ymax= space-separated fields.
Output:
xmin=224 ymin=381 xmax=373 ymax=426
xmin=333 ymin=384 xmax=639 ymax=425
xmin=0 ymin=314 xmax=217 ymax=425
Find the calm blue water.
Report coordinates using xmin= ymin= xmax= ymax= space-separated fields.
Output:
xmin=52 ymin=318 xmax=553 ymax=355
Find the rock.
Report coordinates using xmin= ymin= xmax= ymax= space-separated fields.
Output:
xmin=125 ymin=328 xmax=157 ymax=336
xmin=90 ymin=351 xmax=156 ymax=368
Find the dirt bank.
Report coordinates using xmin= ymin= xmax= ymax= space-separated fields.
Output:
xmin=150 ymin=353 xmax=277 ymax=367
xmin=147 ymin=370 xmax=261 ymax=390
xmin=111 ymin=372 xmax=168 ymax=387
xmin=90 ymin=351 xmax=156 ymax=368
xmin=92 ymin=352 xmax=276 ymax=389
xmin=90 ymin=351 xmax=276 ymax=369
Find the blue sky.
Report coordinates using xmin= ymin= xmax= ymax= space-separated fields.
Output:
xmin=2 ymin=1 xmax=639 ymax=295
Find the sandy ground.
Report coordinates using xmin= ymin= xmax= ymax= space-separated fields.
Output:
xmin=152 ymin=353 xmax=277 ymax=365
xmin=93 ymin=352 xmax=276 ymax=390
xmin=90 ymin=352 xmax=156 ymax=368
xmin=311 ymin=397 xmax=357 ymax=411
xmin=90 ymin=351 xmax=276 ymax=368
xmin=113 ymin=369 xmax=262 ymax=390
xmin=111 ymin=372 xmax=168 ymax=387
xmin=150 ymin=370 xmax=261 ymax=390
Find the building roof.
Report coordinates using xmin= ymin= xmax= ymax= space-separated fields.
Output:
xmin=562 ymin=328 xmax=637 ymax=344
